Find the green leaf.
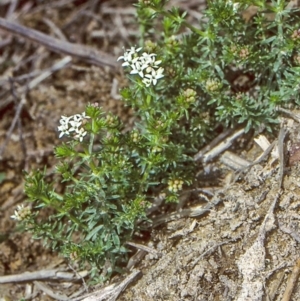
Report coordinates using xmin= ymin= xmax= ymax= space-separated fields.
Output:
xmin=86 ymin=225 xmax=104 ymax=241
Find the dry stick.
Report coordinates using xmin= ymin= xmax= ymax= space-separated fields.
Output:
xmin=0 ymin=37 xmax=12 ymax=48
xmin=5 ymin=0 xmax=19 ymax=19
xmin=281 ymin=259 xmax=300 ymax=301
xmin=264 ymin=261 xmax=287 ymax=301
xmin=42 ymin=17 xmax=68 ymax=41
xmin=33 ymin=0 xmax=77 ymax=11
xmin=68 ymin=263 xmax=89 ymax=294
xmin=193 ymin=128 xmax=234 ymax=161
xmin=220 ymin=150 xmax=250 ymax=170
xmin=126 ymin=241 xmax=161 ymax=257
xmin=152 ymin=191 xmax=222 ymax=227
xmin=0 ymin=68 xmax=47 ymax=85
xmin=0 ymin=269 xmax=88 ymax=284
xmin=277 ymin=126 xmax=287 ymax=189
xmin=34 ymin=281 xmax=69 ymax=301
xmin=79 ymin=0 xmax=100 ymax=37
xmin=277 ymin=106 xmax=300 ymax=123
xmin=0 ymin=17 xmax=118 ymax=69
xmin=201 ymin=128 xmax=245 ymax=163
xmin=190 ymin=238 xmax=238 ymax=270
xmin=126 ymin=250 xmax=147 ymax=270
xmin=70 ymin=269 xmax=141 ymax=301
xmin=233 ymin=140 xmax=276 ymax=183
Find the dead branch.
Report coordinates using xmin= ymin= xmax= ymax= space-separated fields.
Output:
xmin=0 ymin=17 xmax=118 ymax=68
xmin=281 ymin=259 xmax=300 ymax=301
xmin=75 ymin=269 xmax=141 ymax=301
xmin=193 ymin=128 xmax=234 ymax=161
xmin=194 ymin=128 xmax=245 ymax=163
xmin=152 ymin=189 xmax=223 ymax=227
xmin=277 ymin=126 xmax=287 ymax=189
xmin=126 ymin=241 xmax=161 ymax=257
xmin=0 ymin=269 xmax=88 ymax=284
xmin=34 ymin=281 xmax=69 ymax=301
xmin=220 ymin=151 xmax=250 ymax=170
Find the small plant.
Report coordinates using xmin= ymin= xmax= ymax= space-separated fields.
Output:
xmin=13 ymin=0 xmax=300 ymax=281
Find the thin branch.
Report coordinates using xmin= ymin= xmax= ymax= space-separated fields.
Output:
xmin=0 ymin=17 xmax=118 ymax=68
xmin=74 ymin=269 xmax=141 ymax=301
xmin=34 ymin=281 xmax=69 ymax=301
xmin=281 ymin=259 xmax=300 ymax=301
xmin=0 ymin=269 xmax=89 ymax=284
xmin=277 ymin=126 xmax=287 ymax=189
xmin=200 ymin=128 xmax=245 ymax=163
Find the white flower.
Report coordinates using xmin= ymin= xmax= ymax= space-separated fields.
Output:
xmin=117 ymin=46 xmax=142 ymax=67
xmin=142 ymin=77 xmax=152 ymax=87
xmin=69 ymin=119 xmax=82 ymax=132
xmin=58 ymin=112 xmax=89 ymax=140
xmin=118 ymin=45 xmax=164 ymax=87
xmin=143 ymin=67 xmax=164 ymax=86
xmin=74 ymin=127 xmax=87 ymax=142
xmin=130 ymin=60 xmax=148 ymax=77
xmin=73 ymin=114 xmax=84 ymax=122
xmin=11 ymin=204 xmax=31 ymax=221
xmin=140 ymin=52 xmax=157 ymax=64
xmin=59 ymin=115 xmax=71 ymax=124
xmin=58 ymin=124 xmax=70 ymax=138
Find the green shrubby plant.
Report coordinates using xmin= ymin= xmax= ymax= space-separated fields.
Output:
xmin=12 ymin=0 xmax=300 ymax=280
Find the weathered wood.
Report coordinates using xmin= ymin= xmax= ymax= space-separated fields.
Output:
xmin=0 ymin=17 xmax=118 ymax=68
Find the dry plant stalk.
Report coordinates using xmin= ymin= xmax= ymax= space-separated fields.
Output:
xmin=0 ymin=17 xmax=118 ymax=68
xmin=281 ymin=259 xmax=300 ymax=301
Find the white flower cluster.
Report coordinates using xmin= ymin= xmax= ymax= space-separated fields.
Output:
xmin=118 ymin=46 xmax=164 ymax=87
xmin=11 ymin=204 xmax=31 ymax=221
xmin=58 ymin=112 xmax=90 ymax=142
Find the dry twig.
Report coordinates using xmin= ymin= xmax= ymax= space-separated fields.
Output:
xmin=70 ymin=269 xmax=141 ymax=301
xmin=193 ymin=128 xmax=234 ymax=161
xmin=220 ymin=151 xmax=250 ymax=170
xmin=194 ymin=128 xmax=245 ymax=163
xmin=126 ymin=241 xmax=161 ymax=257
xmin=277 ymin=126 xmax=287 ymax=189
xmin=281 ymin=259 xmax=300 ymax=301
xmin=277 ymin=107 xmax=300 ymax=123
xmin=0 ymin=269 xmax=88 ymax=284
xmin=34 ymin=281 xmax=69 ymax=301
xmin=152 ymin=189 xmax=223 ymax=227
xmin=0 ymin=17 xmax=118 ymax=68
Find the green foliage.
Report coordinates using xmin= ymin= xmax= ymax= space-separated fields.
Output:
xmin=139 ymin=0 xmax=300 ymax=131
xmin=16 ymin=0 xmax=300 ymax=281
